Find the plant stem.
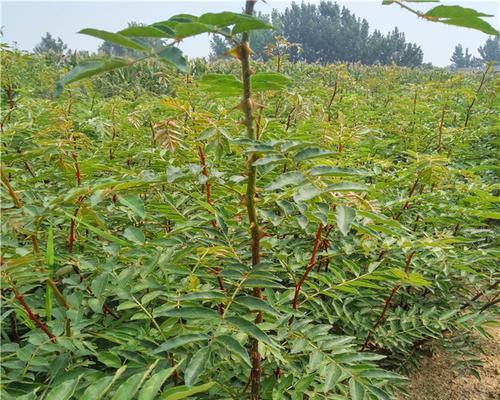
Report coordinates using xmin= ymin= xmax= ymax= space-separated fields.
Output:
xmin=239 ymin=2 xmax=262 ymax=398
xmin=464 ymin=64 xmax=491 ymax=128
xmin=361 ymin=251 xmax=415 ymax=351
xmin=289 ymin=223 xmax=323 ymax=325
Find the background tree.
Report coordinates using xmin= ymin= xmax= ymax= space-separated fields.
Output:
xmin=33 ymin=32 xmax=68 ymax=55
xmin=450 ymin=44 xmax=483 ymax=68
xmin=210 ymin=1 xmax=423 ymax=67
xmin=478 ymin=36 xmax=500 ymax=63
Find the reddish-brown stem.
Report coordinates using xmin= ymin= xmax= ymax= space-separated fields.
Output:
xmin=326 ymin=80 xmax=338 ymax=122
xmin=197 ymin=145 xmax=216 ymax=228
xmin=394 ymin=176 xmax=420 ymax=221
xmin=72 ymin=153 xmax=82 ymax=186
xmin=12 ymin=286 xmax=57 ymax=342
xmin=1 ymin=168 xmax=23 ymax=208
xmin=285 ymin=106 xmax=295 ymax=131
xmin=289 ymin=223 xmax=323 ymax=325
xmin=464 ymin=64 xmax=491 ymax=128
xmin=437 ymin=106 xmax=446 ymax=152
xmin=361 ymin=251 xmax=415 ymax=351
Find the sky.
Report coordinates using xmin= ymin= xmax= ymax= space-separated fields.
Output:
xmin=1 ymin=0 xmax=499 ymax=66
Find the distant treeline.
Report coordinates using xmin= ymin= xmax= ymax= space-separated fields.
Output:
xmin=30 ymin=1 xmax=499 ymax=69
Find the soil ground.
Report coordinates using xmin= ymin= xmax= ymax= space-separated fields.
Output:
xmin=400 ymin=328 xmax=500 ymax=400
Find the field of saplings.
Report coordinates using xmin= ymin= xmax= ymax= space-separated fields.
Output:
xmin=1 ymin=34 xmax=499 ymax=400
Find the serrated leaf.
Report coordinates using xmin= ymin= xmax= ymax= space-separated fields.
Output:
xmin=154 ymin=306 xmax=219 ymax=319
xmin=326 ymin=182 xmax=369 ymax=192
xmin=46 ymin=376 xmax=80 ymax=400
xmin=294 ymin=147 xmax=336 ymax=161
xmin=57 ymin=59 xmax=130 ymax=89
xmin=111 ymin=371 xmax=143 ymax=400
xmin=349 ymin=379 xmax=365 ymax=400
xmin=118 ymin=195 xmax=145 ymax=218
xmin=79 ymin=28 xmax=148 ymax=51
xmin=235 ymin=295 xmax=281 ymax=316
xmin=184 ymin=346 xmax=210 ymax=386
xmin=293 ymin=184 xmax=322 ymax=202
xmin=119 ymin=25 xmax=173 ymax=38
xmin=225 ymin=316 xmax=276 ymax=348
xmin=215 ymin=335 xmax=251 ymax=367
xmin=123 ymin=226 xmax=145 ymax=243
xmin=251 ymin=72 xmax=291 ymax=91
xmin=159 ymin=47 xmax=188 ymax=73
xmin=138 ymin=364 xmax=180 ymax=400
xmin=154 ymin=334 xmax=208 ymax=353
xmin=310 ymin=166 xmax=367 ymax=177
xmin=336 ymin=206 xmax=356 ymax=236
xmin=80 ymin=376 xmax=114 ymax=400
xmin=323 ymin=364 xmax=342 ymax=393
xmin=162 ymin=381 xmax=215 ymax=400
xmin=265 ymin=171 xmax=305 ymax=191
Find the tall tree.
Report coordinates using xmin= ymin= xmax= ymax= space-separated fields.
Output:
xmin=33 ymin=32 xmax=68 ymax=55
xmin=478 ymin=36 xmax=500 ymax=63
xmin=450 ymin=44 xmax=482 ymax=68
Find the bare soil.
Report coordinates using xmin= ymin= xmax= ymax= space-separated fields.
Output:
xmin=400 ymin=328 xmax=500 ymax=400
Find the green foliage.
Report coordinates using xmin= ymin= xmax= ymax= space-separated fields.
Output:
xmin=1 ymin=2 xmax=499 ymax=399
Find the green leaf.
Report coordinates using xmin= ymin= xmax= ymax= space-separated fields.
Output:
xmin=225 ymin=316 xmax=276 ymax=348
xmin=252 ymin=155 xmax=286 ymax=166
xmin=198 ymin=12 xmax=242 ymax=26
xmin=251 ymin=72 xmax=291 ymax=91
xmin=80 ymin=376 xmax=114 ymax=400
xmin=138 ymin=365 xmax=180 ymax=400
xmin=235 ymin=295 xmax=281 ymax=317
xmin=326 ymin=182 xmax=369 ymax=192
xmin=97 ymin=352 xmax=121 ymax=368
xmin=366 ymin=384 xmax=392 ymax=400
xmin=119 ymin=195 xmax=145 ymax=218
xmin=425 ymin=5 xmax=493 ymax=18
xmin=349 ymin=379 xmax=365 ymax=400
xmin=118 ymin=25 xmax=173 ymax=38
xmin=111 ymin=371 xmax=143 ymax=400
xmin=46 ymin=376 xmax=80 ymax=400
xmin=310 ymin=166 xmax=367 ymax=177
xmin=232 ymin=17 xmax=273 ymax=34
xmin=264 ymin=171 xmax=305 ymax=191
xmin=57 ymin=58 xmax=130 ymax=89
xmin=82 ymin=365 xmax=127 ymax=400
xmin=173 ymin=291 xmax=226 ymax=301
xmin=440 ymin=17 xmax=499 ymax=35
xmin=162 ymin=381 xmax=215 ymax=400
xmin=323 ymin=364 xmax=342 ymax=393
xmin=154 ymin=306 xmax=219 ymax=319
xmin=199 ymin=74 xmax=242 ymax=97
xmin=294 ymin=147 xmax=336 ymax=161
xmin=215 ymin=335 xmax=252 ymax=367
xmin=154 ymin=334 xmax=208 ymax=353
xmin=175 ymin=22 xmax=214 ymax=39
xmin=424 ymin=5 xmax=498 ymax=35
xmin=159 ymin=47 xmax=189 ymax=73
xmin=123 ymin=226 xmax=145 ymax=243
xmin=79 ymin=29 xmax=148 ymax=51
xmin=336 ymin=206 xmax=356 ymax=236
xmin=184 ymin=346 xmax=210 ymax=386
xmin=293 ymin=184 xmax=322 ymax=202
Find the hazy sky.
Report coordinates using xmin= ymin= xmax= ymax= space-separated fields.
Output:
xmin=1 ymin=0 xmax=499 ymax=66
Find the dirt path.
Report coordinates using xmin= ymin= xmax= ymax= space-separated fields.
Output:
xmin=401 ymin=328 xmax=499 ymax=400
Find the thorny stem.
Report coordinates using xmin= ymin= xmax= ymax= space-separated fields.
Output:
xmin=437 ymin=105 xmax=446 ymax=152
xmin=239 ymin=2 xmax=262 ymax=398
xmin=11 ymin=284 xmax=57 ymax=343
xmin=289 ymin=223 xmax=324 ymax=325
xmin=464 ymin=64 xmax=491 ymax=128
xmin=361 ymin=251 xmax=415 ymax=351
xmin=197 ymin=144 xmax=217 ymax=228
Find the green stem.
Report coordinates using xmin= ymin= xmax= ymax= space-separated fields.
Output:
xmin=239 ymin=2 xmax=262 ymax=399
